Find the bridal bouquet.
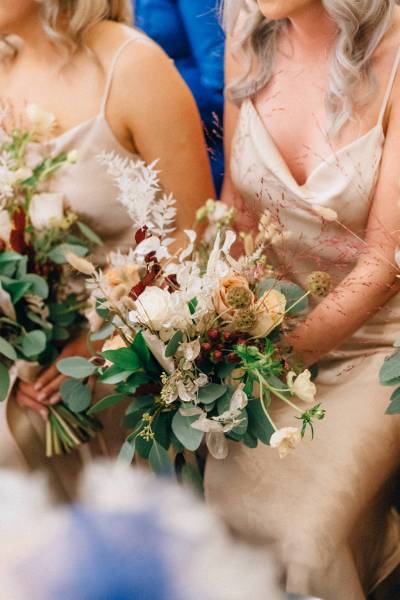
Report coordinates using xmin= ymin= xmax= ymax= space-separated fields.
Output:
xmin=0 ymin=105 xmax=102 ymax=456
xmin=57 ymin=152 xmax=324 ymax=481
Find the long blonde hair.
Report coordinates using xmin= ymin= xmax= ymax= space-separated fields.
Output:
xmin=0 ymin=0 xmax=133 ymax=59
xmin=223 ymin=0 xmax=396 ymax=133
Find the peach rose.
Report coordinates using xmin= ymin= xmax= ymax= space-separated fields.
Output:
xmin=213 ymin=274 xmax=255 ymax=320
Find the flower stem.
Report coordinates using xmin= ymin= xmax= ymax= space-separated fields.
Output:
xmin=257 ymin=373 xmax=278 ymax=432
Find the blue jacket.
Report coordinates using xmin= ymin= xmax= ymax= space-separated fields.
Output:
xmin=134 ymin=0 xmax=225 ymax=192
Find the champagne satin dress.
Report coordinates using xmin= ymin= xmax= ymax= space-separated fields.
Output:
xmin=205 ymin=48 xmax=400 ymax=599
xmin=0 ymin=33 xmax=150 ymax=500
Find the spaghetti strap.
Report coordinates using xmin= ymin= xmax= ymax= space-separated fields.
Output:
xmin=100 ymin=33 xmax=152 ymax=114
xmin=378 ymin=45 xmax=400 ymax=124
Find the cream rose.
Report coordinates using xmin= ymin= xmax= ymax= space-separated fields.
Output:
xmin=29 ymin=193 xmax=65 ymax=230
xmin=287 ymin=370 xmax=316 ymax=404
xmin=0 ymin=210 xmax=11 ymax=243
xmin=131 ymin=286 xmax=173 ymax=331
xmin=250 ymin=289 xmax=286 ymax=338
xmin=270 ymin=427 xmax=301 ymax=458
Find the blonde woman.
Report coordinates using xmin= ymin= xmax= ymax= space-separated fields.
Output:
xmin=0 ymin=0 xmax=214 ymax=497
xmin=206 ymin=1 xmax=400 ymax=598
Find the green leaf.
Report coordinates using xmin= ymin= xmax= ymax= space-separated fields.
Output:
xmin=247 ymin=398 xmax=274 ymax=445
xmin=101 ymin=347 xmax=141 ymax=371
xmin=60 ymin=379 xmax=92 ymax=413
xmin=256 ymin=278 xmax=308 ymax=316
xmin=217 ymin=363 xmax=237 ymax=379
xmin=20 ymin=330 xmax=47 ymax=358
xmin=57 ymin=357 xmax=96 ymax=379
xmin=77 ymin=221 xmax=102 ymax=245
xmin=153 ymin=411 xmax=172 ymax=449
xmin=52 ymin=326 xmax=70 ymax=341
xmin=165 ymin=330 xmax=183 ymax=358
xmin=88 ymin=393 xmax=127 ymax=415
xmin=135 ymin=435 xmax=152 ymax=459
xmin=100 ymin=365 xmax=132 ymax=384
xmin=48 ymin=243 xmax=88 ymax=265
xmin=172 ymin=411 xmax=204 ymax=451
xmin=118 ymin=372 xmax=152 ymax=394
xmin=0 ymin=363 xmax=10 ymax=401
xmin=197 ymin=383 xmax=227 ymax=405
xmin=242 ymin=430 xmax=258 ymax=448
xmin=380 ymin=352 xmax=400 ymax=386
xmin=0 ymin=337 xmax=17 ymax=361
xmin=386 ymin=387 xmax=400 ymax=415
xmin=133 ymin=331 xmax=159 ymax=374
xmin=5 ymin=281 xmax=32 ymax=304
xmin=0 ymin=252 xmax=24 ymax=264
xmin=90 ymin=323 xmax=114 ymax=342
xmin=20 ymin=274 xmax=49 ymax=298
xmin=27 ymin=311 xmax=53 ymax=330
xmin=149 ymin=440 xmax=174 ymax=476
xmin=118 ymin=439 xmax=136 ymax=464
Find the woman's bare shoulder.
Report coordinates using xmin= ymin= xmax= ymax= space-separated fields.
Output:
xmin=86 ymin=20 xmax=168 ymax=73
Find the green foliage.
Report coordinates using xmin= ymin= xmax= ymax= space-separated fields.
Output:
xmin=57 ymin=357 xmax=96 ymax=379
xmin=0 ymin=363 xmax=10 ymax=401
xmin=60 ymin=379 xmax=92 ymax=413
xmin=165 ymin=330 xmax=183 ymax=358
xmin=149 ymin=441 xmax=174 ymax=476
xmin=172 ymin=412 xmax=204 ymax=451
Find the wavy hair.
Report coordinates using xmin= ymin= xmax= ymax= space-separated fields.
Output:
xmin=0 ymin=0 xmax=133 ymax=60
xmin=223 ymin=0 xmax=396 ymax=133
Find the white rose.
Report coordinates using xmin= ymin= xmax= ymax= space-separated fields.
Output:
xmin=250 ymin=289 xmax=286 ymax=338
xmin=270 ymin=427 xmax=301 ymax=458
xmin=287 ymin=370 xmax=316 ymax=404
xmin=0 ymin=210 xmax=11 ymax=243
xmin=132 ymin=286 xmax=173 ymax=331
xmin=26 ymin=104 xmax=56 ymax=140
xmin=29 ymin=193 xmax=65 ymax=230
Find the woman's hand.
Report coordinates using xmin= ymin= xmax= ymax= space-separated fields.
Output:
xmin=15 ymin=333 xmax=91 ymax=419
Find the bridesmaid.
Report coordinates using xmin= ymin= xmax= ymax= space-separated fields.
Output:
xmin=206 ymin=1 xmax=400 ymax=598
xmin=0 ymin=0 xmax=214 ymax=496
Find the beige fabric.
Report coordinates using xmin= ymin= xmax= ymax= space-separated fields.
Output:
xmin=0 ymin=32 xmax=148 ymax=499
xmin=205 ymin=50 xmax=400 ymax=597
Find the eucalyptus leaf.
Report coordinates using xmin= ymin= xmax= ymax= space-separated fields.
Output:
xmin=57 ymin=356 xmax=96 ymax=379
xmin=90 ymin=323 xmax=114 ymax=342
xmin=20 ymin=274 xmax=49 ymax=298
xmin=0 ymin=252 xmax=24 ymax=264
xmin=198 ymin=383 xmax=227 ymax=405
xmin=60 ymin=379 xmax=92 ymax=413
xmin=5 ymin=281 xmax=32 ymax=304
xmin=77 ymin=221 xmax=102 ymax=245
xmin=149 ymin=440 xmax=174 ymax=476
xmin=165 ymin=330 xmax=183 ymax=358
xmin=100 ymin=365 xmax=132 ymax=385
xmin=379 ymin=351 xmax=400 ymax=386
xmin=118 ymin=439 xmax=136 ymax=464
xmin=48 ymin=243 xmax=88 ymax=265
xmin=172 ymin=411 xmax=204 ymax=451
xmin=0 ymin=337 xmax=17 ymax=361
xmin=0 ymin=363 xmax=10 ymax=401
xmin=20 ymin=330 xmax=47 ymax=358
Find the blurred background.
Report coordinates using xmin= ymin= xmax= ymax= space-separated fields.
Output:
xmin=132 ymin=0 xmax=225 ymax=195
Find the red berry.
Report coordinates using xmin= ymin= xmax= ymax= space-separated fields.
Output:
xmin=228 ymin=352 xmax=238 ymax=363
xmin=208 ymin=329 xmax=220 ymax=341
xmin=213 ymin=350 xmax=223 ymax=362
xmin=216 ymin=343 xmax=224 ymax=351
xmin=223 ymin=331 xmax=233 ymax=342
xmin=238 ymin=337 xmax=249 ymax=346
xmin=201 ymin=342 xmax=212 ymax=353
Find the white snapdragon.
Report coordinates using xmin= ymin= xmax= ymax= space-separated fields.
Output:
xmin=270 ymin=427 xmax=301 ymax=458
xmin=287 ymin=370 xmax=316 ymax=404
xmin=0 ymin=209 xmax=11 ymax=243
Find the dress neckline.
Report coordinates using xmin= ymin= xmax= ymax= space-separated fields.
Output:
xmin=246 ymin=99 xmax=385 ymax=190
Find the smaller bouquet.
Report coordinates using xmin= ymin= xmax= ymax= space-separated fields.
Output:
xmin=58 ymin=153 xmax=325 ymax=483
xmin=0 ymin=104 xmax=102 ymax=456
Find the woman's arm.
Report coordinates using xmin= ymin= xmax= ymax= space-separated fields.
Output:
xmin=286 ymin=79 xmax=400 ymax=366
xmin=117 ymin=40 xmax=216 ymax=234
